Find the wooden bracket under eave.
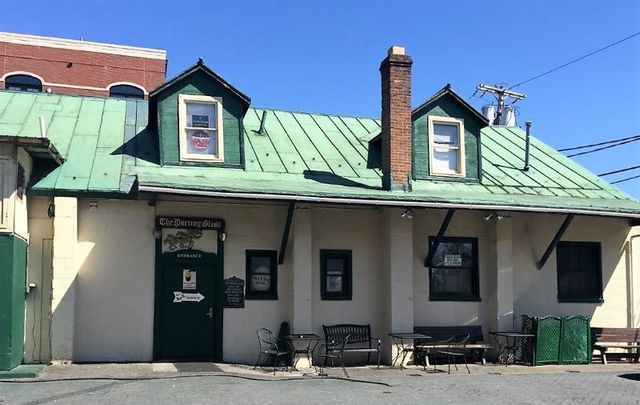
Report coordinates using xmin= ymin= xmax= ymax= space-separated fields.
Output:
xmin=278 ymin=201 xmax=295 ymax=265
xmin=424 ymin=209 xmax=456 ymax=267
xmin=536 ymin=214 xmax=575 ymax=270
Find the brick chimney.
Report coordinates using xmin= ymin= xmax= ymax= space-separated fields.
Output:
xmin=380 ymin=46 xmax=413 ymax=191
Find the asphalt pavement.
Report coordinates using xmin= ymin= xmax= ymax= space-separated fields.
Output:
xmin=2 ymin=363 xmax=640 ymax=404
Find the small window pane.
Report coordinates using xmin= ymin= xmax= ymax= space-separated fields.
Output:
xmin=246 ymin=250 xmax=277 ymax=299
xmin=428 ymin=237 xmax=479 ymax=301
xmin=321 ymin=250 xmax=352 ymax=300
xmin=186 ymin=129 xmax=218 ymax=155
xmin=557 ymin=242 xmax=602 ymax=302
xmin=186 ymin=103 xmax=216 ymax=128
xmin=433 ymin=123 xmax=459 ymax=145
xmin=5 ymin=74 xmax=42 ymax=92
xmin=432 ymin=148 xmax=458 ymax=173
xmin=431 ymin=267 xmax=472 ymax=294
xmin=326 ymin=276 xmax=343 ymax=292
xmin=109 ymin=85 xmax=144 ymax=99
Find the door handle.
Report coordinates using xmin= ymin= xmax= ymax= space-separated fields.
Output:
xmin=206 ymin=308 xmax=214 ymax=318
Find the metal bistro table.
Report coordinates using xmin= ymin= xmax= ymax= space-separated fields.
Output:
xmin=389 ymin=332 xmax=431 ymax=369
xmin=490 ymin=331 xmax=535 ymax=366
xmin=285 ymin=333 xmax=321 ymax=370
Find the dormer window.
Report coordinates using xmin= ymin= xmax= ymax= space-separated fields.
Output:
xmin=428 ymin=116 xmax=465 ymax=177
xmin=178 ymin=94 xmax=224 ymax=162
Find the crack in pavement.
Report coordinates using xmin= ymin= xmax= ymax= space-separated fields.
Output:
xmin=22 ymin=380 xmax=137 ymax=405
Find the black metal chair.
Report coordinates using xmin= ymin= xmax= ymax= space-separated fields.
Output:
xmin=253 ymin=328 xmax=290 ymax=375
xmin=317 ymin=334 xmax=351 ymax=378
xmin=433 ymin=333 xmax=471 ymax=374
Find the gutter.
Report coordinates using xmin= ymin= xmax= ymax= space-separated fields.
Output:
xmin=138 ymin=185 xmax=640 ymax=219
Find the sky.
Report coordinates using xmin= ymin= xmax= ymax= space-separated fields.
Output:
xmin=3 ymin=0 xmax=640 ymax=196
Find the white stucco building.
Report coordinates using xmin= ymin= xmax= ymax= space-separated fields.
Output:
xmin=2 ymin=42 xmax=640 ymax=369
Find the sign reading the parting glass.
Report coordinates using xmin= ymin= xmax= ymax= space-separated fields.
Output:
xmin=444 ymin=254 xmax=462 ymax=267
xmin=156 ymin=216 xmax=225 ymax=230
xmin=224 ymin=277 xmax=245 ymax=308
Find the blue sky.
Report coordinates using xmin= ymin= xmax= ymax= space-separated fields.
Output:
xmin=4 ymin=0 xmax=640 ymax=196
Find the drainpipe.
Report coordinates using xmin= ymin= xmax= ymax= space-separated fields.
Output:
xmin=524 ymin=121 xmax=532 ymax=171
xmin=628 ymin=234 xmax=640 ymax=328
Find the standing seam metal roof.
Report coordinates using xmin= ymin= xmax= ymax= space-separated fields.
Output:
xmin=0 ymin=91 xmax=638 ymax=215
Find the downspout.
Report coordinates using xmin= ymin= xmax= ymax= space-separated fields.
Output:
xmin=628 ymin=234 xmax=640 ymax=327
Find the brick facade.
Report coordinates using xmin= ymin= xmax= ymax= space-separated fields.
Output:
xmin=380 ymin=47 xmax=413 ymax=191
xmin=0 ymin=34 xmax=166 ymax=98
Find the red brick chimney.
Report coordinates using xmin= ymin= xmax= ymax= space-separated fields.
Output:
xmin=380 ymin=46 xmax=413 ymax=191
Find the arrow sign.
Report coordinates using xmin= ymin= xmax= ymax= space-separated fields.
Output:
xmin=173 ymin=292 xmax=205 ymax=303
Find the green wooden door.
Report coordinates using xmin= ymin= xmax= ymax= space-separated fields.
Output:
xmin=157 ymin=258 xmax=217 ymax=360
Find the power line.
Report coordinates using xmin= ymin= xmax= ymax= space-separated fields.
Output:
xmin=567 ymin=137 xmax=640 ymax=158
xmin=611 ymin=173 xmax=640 ymax=185
xmin=559 ymin=134 xmax=640 ymax=152
xmin=510 ymin=30 xmax=640 ymax=89
xmin=598 ymin=164 xmax=640 ymax=177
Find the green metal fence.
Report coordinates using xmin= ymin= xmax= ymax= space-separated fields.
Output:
xmin=521 ymin=315 xmax=591 ymax=366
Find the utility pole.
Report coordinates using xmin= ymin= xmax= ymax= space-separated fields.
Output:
xmin=476 ymin=84 xmax=526 ymax=124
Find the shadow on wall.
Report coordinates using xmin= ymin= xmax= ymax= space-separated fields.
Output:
xmin=516 ymin=214 xmax=630 ymax=326
xmin=303 ymin=170 xmax=380 ymax=190
xmin=111 ymin=127 xmax=159 ymax=165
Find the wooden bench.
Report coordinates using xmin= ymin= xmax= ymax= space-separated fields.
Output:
xmin=322 ymin=324 xmax=381 ymax=367
xmin=414 ymin=325 xmax=492 ymax=365
xmin=592 ymin=327 xmax=640 ymax=364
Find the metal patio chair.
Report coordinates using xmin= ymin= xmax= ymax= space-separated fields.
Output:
xmin=433 ymin=333 xmax=471 ymax=374
xmin=253 ymin=328 xmax=290 ymax=375
xmin=317 ymin=334 xmax=351 ymax=378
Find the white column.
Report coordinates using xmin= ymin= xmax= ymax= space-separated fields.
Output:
xmin=291 ymin=208 xmax=313 ymax=363
xmin=495 ymin=218 xmax=514 ymax=332
xmin=382 ymin=207 xmax=414 ymax=364
xmin=50 ymin=197 xmax=78 ymax=361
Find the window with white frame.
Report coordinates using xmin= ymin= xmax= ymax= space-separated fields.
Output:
xmin=428 ymin=116 xmax=465 ymax=176
xmin=178 ymin=94 xmax=224 ymax=162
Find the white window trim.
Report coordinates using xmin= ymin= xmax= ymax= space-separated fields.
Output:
xmin=428 ymin=115 xmax=466 ymax=177
xmin=178 ymin=94 xmax=224 ymax=162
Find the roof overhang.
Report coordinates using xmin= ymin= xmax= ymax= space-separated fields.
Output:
xmin=0 ymin=136 xmax=63 ymax=164
xmin=139 ymin=185 xmax=640 ymax=220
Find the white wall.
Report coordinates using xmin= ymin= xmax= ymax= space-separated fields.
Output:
xmin=311 ymin=207 xmax=385 ymax=353
xmin=156 ymin=199 xmax=292 ymax=364
xmin=74 ymin=199 xmax=155 ymax=361
xmin=61 ymin=195 xmax=639 ymax=363
xmin=513 ymin=213 xmax=631 ymax=327
xmin=413 ymin=209 xmax=494 ymax=330
xmin=24 ymin=197 xmax=54 ymax=363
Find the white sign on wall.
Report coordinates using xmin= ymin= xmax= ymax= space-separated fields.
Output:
xmin=183 ymin=269 xmax=197 ymax=290
xmin=173 ymin=292 xmax=205 ymax=303
xmin=444 ymin=254 xmax=462 ymax=267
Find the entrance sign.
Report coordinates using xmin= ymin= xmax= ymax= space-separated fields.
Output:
xmin=183 ymin=269 xmax=197 ymax=290
xmin=173 ymin=292 xmax=205 ymax=303
xmin=224 ymin=277 xmax=245 ymax=308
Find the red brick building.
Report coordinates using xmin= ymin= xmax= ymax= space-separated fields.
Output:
xmin=0 ymin=32 xmax=166 ymax=98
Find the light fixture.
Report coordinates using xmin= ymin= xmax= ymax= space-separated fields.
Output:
xmin=401 ymin=208 xmax=414 ymax=219
xmin=484 ymin=211 xmax=509 ymax=222
xmin=88 ymin=201 xmax=98 ymax=211
xmin=219 ymin=232 xmax=227 ymax=242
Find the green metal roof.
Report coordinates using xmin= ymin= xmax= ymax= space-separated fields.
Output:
xmin=2 ymin=91 xmax=639 ymax=216
xmin=0 ymin=91 xmax=146 ymax=195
